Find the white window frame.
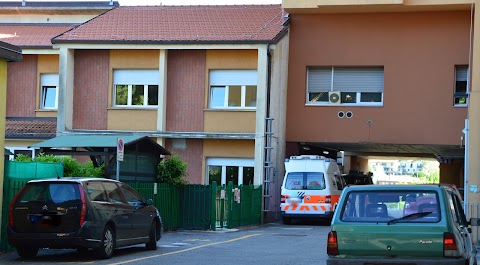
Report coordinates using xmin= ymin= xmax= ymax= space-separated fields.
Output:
xmin=205 ymin=157 xmax=254 ymax=185
xmin=306 ymin=66 xmax=384 ymax=106
xmin=454 ymin=65 xmax=468 ymax=107
xmin=113 ymin=69 xmax=159 ymax=108
xmin=5 ymin=147 xmax=36 ymax=161
xmin=40 ymin=74 xmax=59 ymax=110
xmin=208 ymin=70 xmax=257 ymax=110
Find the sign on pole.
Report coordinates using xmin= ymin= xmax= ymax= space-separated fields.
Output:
xmin=117 ymin=138 xmax=124 ymax=162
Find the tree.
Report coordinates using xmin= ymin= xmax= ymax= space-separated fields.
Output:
xmin=157 ymin=154 xmax=188 ymax=186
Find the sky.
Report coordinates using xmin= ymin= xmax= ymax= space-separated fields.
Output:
xmin=5 ymin=0 xmax=282 ymax=5
xmin=119 ymin=0 xmax=281 ymax=5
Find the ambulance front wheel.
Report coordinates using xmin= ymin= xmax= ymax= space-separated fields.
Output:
xmin=282 ymin=217 xmax=292 ymax=225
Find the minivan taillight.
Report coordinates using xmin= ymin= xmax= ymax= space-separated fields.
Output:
xmin=8 ymin=186 xmax=26 ymax=229
xmin=78 ymin=184 xmax=87 ymax=227
xmin=281 ymin=195 xmax=289 ymax=203
xmin=327 ymin=231 xmax=338 ymax=256
xmin=443 ymin=232 xmax=460 ymax=257
xmin=325 ymin=195 xmax=332 ymax=203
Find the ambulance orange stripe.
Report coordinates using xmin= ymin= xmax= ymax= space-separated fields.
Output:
xmin=292 ymin=205 xmax=298 ymax=211
xmin=300 ymin=206 xmax=309 ymax=211
xmin=284 ymin=205 xmax=289 ymax=211
xmin=312 ymin=206 xmax=318 ymax=211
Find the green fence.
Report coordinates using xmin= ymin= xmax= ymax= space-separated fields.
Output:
xmin=2 ymin=176 xmax=262 ymax=252
xmin=1 ymin=161 xmax=64 ymax=252
xmin=128 ymin=181 xmax=262 ymax=231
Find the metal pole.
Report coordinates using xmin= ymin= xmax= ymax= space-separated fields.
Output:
xmin=464 ymin=119 xmax=470 ymax=216
xmin=116 ymin=158 xmax=119 ymax=181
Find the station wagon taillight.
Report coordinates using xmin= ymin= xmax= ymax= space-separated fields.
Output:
xmin=443 ymin=232 xmax=460 ymax=257
xmin=281 ymin=195 xmax=289 ymax=203
xmin=327 ymin=231 xmax=338 ymax=256
xmin=78 ymin=184 xmax=87 ymax=227
xmin=8 ymin=186 xmax=26 ymax=229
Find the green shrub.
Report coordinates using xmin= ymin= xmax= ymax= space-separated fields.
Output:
xmin=14 ymin=154 xmax=33 ymax=162
xmin=35 ymin=153 xmax=64 ymax=163
xmin=14 ymin=153 xmax=105 ymax=178
xmin=157 ymin=154 xmax=188 ymax=186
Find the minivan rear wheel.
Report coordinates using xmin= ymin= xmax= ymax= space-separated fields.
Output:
xmin=16 ymin=246 xmax=39 ymax=259
xmin=96 ymin=225 xmax=115 ymax=259
xmin=146 ymin=221 xmax=157 ymax=250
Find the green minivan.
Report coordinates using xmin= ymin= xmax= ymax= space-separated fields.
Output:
xmin=327 ymin=184 xmax=477 ymax=265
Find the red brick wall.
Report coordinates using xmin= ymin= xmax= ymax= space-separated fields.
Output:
xmin=73 ymin=50 xmax=109 ymax=130
xmin=165 ymin=138 xmax=204 ymax=184
xmin=166 ymin=50 xmax=205 ymax=132
xmin=6 ymin=55 xmax=37 ymax=117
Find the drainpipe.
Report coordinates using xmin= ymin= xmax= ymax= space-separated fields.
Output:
xmin=263 ymin=44 xmax=273 ymax=220
xmin=464 ymin=119 xmax=469 ymax=216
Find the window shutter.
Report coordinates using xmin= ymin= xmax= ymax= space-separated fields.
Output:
xmin=333 ymin=67 xmax=384 ymax=93
xmin=456 ymin=66 xmax=468 ymax=81
xmin=210 ymin=70 xmax=257 ymax=86
xmin=113 ymin=70 xmax=159 ymax=85
xmin=307 ymin=67 xmax=332 ymax=92
xmin=41 ymin=74 xmax=59 ymax=87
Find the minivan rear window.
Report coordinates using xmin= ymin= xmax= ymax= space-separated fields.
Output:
xmin=18 ymin=183 xmax=80 ymax=204
xmin=340 ymin=190 xmax=440 ymax=223
xmin=285 ymin=172 xmax=325 ymax=190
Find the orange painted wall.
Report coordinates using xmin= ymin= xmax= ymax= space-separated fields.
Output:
xmin=204 ymin=50 xmax=258 ymax=133
xmin=287 ymin=11 xmax=469 ymax=145
xmin=108 ymin=50 xmax=159 ymax=129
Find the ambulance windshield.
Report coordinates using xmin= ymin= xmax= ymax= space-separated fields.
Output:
xmin=285 ymin=172 xmax=325 ymax=190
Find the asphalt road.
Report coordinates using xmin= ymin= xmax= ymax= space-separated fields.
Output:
xmin=0 ymin=220 xmax=331 ymax=265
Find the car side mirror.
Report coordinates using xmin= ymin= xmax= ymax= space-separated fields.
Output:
xmin=146 ymin=199 xmax=154 ymax=206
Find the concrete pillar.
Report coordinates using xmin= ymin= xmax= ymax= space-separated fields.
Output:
xmin=156 ymin=49 xmax=168 ymax=147
xmin=256 ymin=46 xmax=269 ymax=221
xmin=439 ymin=159 xmax=464 ymax=187
xmin=254 ymin=46 xmax=268 ymax=186
xmin=57 ymin=47 xmax=74 ymax=132
xmin=350 ymin=156 xmax=369 ymax=174
xmin=467 ymin=0 xmax=480 ymax=206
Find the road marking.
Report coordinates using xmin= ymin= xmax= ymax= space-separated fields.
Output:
xmin=107 ymin=233 xmax=261 ymax=265
xmin=281 ymin=227 xmax=314 ymax=230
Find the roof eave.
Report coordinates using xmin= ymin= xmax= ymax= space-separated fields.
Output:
xmin=0 ymin=41 xmax=22 ymax=61
xmin=51 ymin=39 xmax=278 ymax=45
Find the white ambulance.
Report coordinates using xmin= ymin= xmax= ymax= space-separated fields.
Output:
xmin=280 ymin=155 xmax=345 ymax=224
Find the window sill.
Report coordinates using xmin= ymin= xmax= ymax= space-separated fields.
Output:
xmin=204 ymin=108 xmax=256 ymax=112
xmin=454 ymin=104 xmax=467 ymax=108
xmin=108 ymin=107 xmax=158 ymax=110
xmin=35 ymin=109 xmax=57 ymax=112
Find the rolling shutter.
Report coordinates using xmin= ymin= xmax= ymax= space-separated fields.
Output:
xmin=456 ymin=66 xmax=468 ymax=81
xmin=113 ymin=69 xmax=159 ymax=85
xmin=210 ymin=70 xmax=257 ymax=86
xmin=41 ymin=74 xmax=59 ymax=87
xmin=333 ymin=67 xmax=384 ymax=93
xmin=307 ymin=67 xmax=332 ymax=92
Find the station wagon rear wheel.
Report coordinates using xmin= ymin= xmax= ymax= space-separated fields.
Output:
xmin=16 ymin=246 xmax=39 ymax=259
xmin=146 ymin=221 xmax=157 ymax=250
xmin=96 ymin=225 xmax=115 ymax=259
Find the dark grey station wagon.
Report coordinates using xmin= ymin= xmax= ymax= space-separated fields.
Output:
xmin=7 ymin=178 xmax=162 ymax=259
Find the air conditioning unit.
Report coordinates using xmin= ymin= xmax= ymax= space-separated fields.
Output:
xmin=328 ymin=91 xmax=341 ymax=104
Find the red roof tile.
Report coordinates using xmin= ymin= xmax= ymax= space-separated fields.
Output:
xmin=6 ymin=117 xmax=57 ymax=139
xmin=0 ymin=25 xmax=72 ymax=48
xmin=53 ymin=5 xmax=286 ymax=44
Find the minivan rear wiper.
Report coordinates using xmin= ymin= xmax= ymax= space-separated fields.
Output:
xmin=387 ymin=212 xmax=432 ymax=225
